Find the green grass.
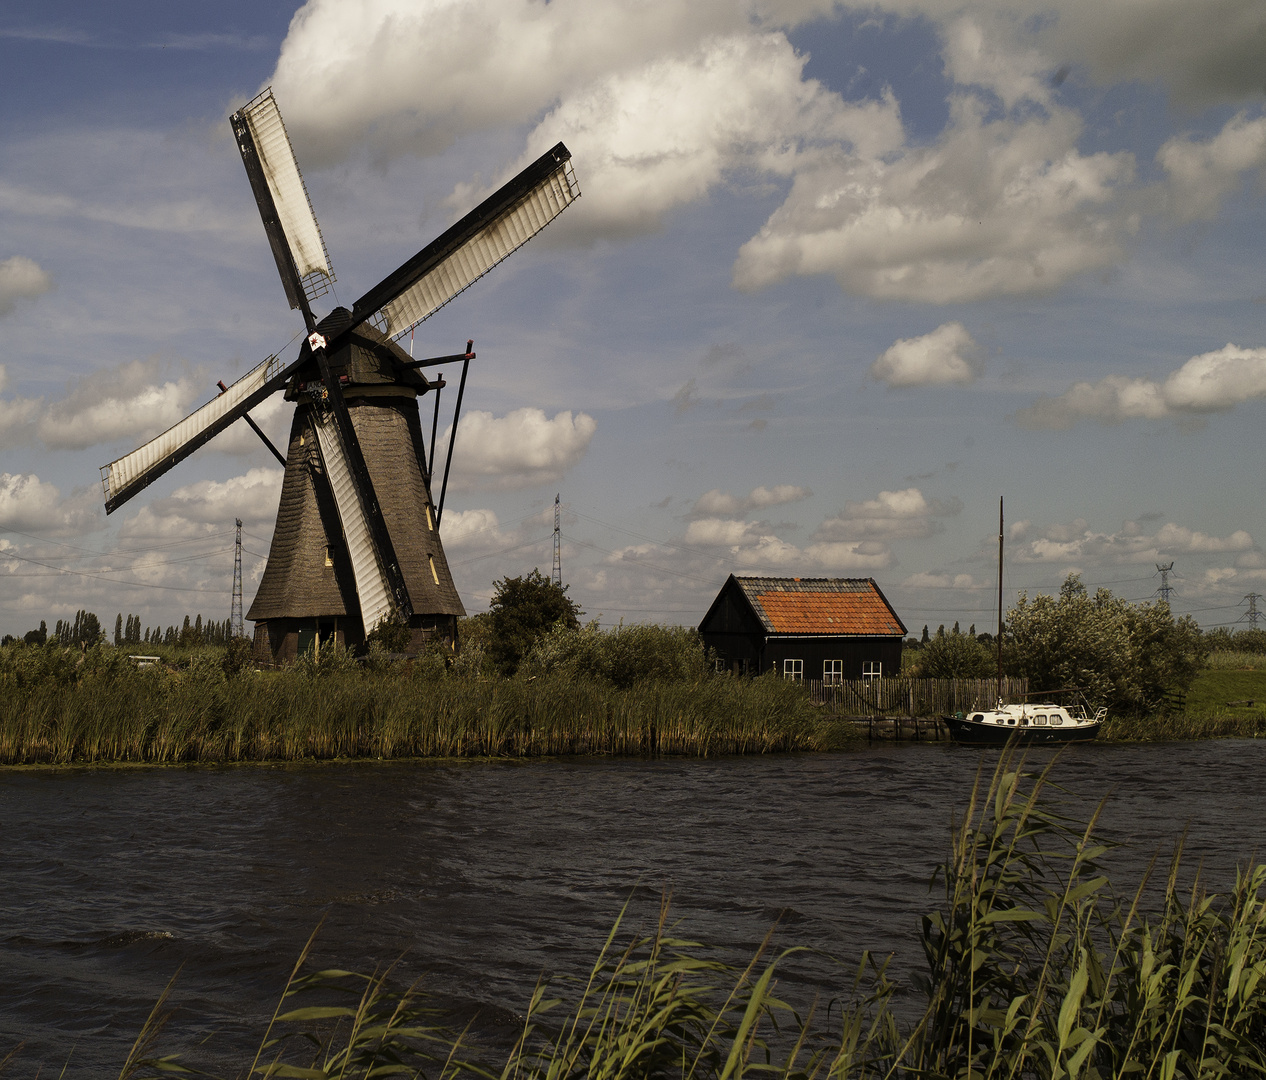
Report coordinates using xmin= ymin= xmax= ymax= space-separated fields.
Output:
xmin=115 ymin=751 xmax=1266 ymax=1080
xmin=1099 ymin=659 xmax=1266 ymax=741
xmin=0 ymin=645 xmax=858 ymax=764
xmin=1201 ymin=649 xmax=1266 ymax=670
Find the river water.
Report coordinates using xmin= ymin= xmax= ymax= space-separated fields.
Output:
xmin=2 ymin=740 xmax=1264 ymax=1076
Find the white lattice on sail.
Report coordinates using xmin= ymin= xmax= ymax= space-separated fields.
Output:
xmin=376 ymin=160 xmax=578 ymax=339
xmin=101 ymin=354 xmax=284 ymax=503
xmin=242 ymin=90 xmax=333 ymax=297
xmin=310 ymin=410 xmax=394 ymax=633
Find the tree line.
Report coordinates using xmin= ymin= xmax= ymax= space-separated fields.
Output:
xmin=3 ymin=611 xmax=239 ymax=649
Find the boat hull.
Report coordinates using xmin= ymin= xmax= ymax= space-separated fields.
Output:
xmin=944 ymin=716 xmax=1102 ymax=746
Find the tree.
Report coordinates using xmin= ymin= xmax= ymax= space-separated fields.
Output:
xmin=23 ymin=620 xmax=47 ymax=647
xmin=1005 ymin=573 xmax=1203 ymax=714
xmin=921 ymin=625 xmax=930 ymax=644
xmin=114 ymin=613 xmax=123 ymax=646
xmin=487 ymin=568 xmax=582 ymax=676
xmin=915 ymin=629 xmax=994 ymax=678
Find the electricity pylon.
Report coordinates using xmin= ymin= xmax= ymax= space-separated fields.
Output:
xmin=231 ymin=518 xmax=244 ymax=638
xmin=552 ymin=494 xmax=562 ymax=586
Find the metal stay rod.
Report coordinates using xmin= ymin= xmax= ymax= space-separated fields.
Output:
xmin=217 ymin=380 xmax=286 ymax=466
xmin=436 ymin=356 xmax=470 ymax=529
xmin=429 ymin=383 xmax=443 ymax=487
xmin=404 ymin=340 xmax=475 ymax=369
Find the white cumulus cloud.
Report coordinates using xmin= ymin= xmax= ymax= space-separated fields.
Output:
xmin=689 ymin=484 xmax=811 ymax=518
xmin=871 ymin=322 xmax=981 ymax=388
xmin=815 ymin=488 xmax=961 ymax=541
xmin=1010 ymin=517 xmax=1254 ymax=566
xmin=39 ymin=358 xmax=199 ymax=451
xmin=1015 ymin=344 xmax=1266 ymax=429
xmin=448 ymin=408 xmax=596 ymax=491
xmin=0 ymin=366 xmax=43 ymax=449
xmin=733 ymin=99 xmax=1135 ymax=302
xmin=1159 ymin=111 xmax=1266 ymax=222
xmin=118 ymin=467 xmax=283 ymax=539
xmin=0 ymin=255 xmax=53 ymax=316
xmin=0 ymin=473 xmax=100 ymax=535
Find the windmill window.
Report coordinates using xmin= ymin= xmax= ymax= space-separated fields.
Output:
xmin=426 ymin=504 xmax=434 ymax=531
xmin=324 ymin=546 xmax=333 ymax=567
xmin=429 ymin=555 xmax=439 ymax=585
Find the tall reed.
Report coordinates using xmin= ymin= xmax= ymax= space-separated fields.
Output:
xmin=0 ymin=652 xmax=840 ymax=764
xmin=116 ymin=750 xmax=1266 ymax=1079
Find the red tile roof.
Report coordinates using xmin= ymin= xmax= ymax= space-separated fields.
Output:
xmin=733 ymin=577 xmax=905 ymax=636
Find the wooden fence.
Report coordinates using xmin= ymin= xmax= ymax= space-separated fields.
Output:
xmin=806 ymin=676 xmax=1029 ymax=718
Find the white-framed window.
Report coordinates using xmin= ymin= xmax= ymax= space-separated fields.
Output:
xmin=714 ymin=658 xmax=728 ymax=674
xmin=783 ymin=658 xmax=803 ymax=682
xmin=862 ymin=660 xmax=882 ymax=681
xmin=823 ymin=659 xmax=843 ymax=685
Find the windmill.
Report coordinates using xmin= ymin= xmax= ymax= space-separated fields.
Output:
xmin=100 ymin=89 xmax=580 ymax=662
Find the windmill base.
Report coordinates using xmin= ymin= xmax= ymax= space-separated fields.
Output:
xmin=250 ymin=615 xmax=458 ymax=667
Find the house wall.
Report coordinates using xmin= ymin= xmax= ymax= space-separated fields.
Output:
xmin=761 ymin=636 xmax=904 ymax=680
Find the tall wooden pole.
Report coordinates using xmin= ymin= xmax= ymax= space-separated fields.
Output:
xmin=997 ymin=496 xmax=1004 ymax=704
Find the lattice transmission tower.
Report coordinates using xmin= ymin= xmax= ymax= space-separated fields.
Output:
xmin=231 ymin=517 xmax=244 ymax=638
xmin=552 ymin=494 xmax=562 ymax=586
xmin=1156 ymin=562 xmax=1174 ymax=604
xmin=1244 ymin=592 xmax=1262 ymax=628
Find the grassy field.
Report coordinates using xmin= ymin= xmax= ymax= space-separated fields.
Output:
xmin=114 ymin=752 xmax=1266 ymax=1080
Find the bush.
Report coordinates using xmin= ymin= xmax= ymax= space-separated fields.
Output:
xmin=521 ymin=623 xmax=710 ymax=688
xmin=221 ymin=636 xmax=254 ymax=677
xmin=1005 ymin=573 xmax=1203 ymax=713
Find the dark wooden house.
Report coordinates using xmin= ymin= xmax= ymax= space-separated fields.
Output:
xmin=699 ymin=576 xmax=906 ymax=681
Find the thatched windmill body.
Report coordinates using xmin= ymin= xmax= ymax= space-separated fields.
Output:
xmin=100 ymin=90 xmax=580 ymax=662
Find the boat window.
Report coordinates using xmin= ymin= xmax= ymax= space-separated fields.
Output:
xmin=1034 ymin=714 xmax=1047 ymax=726
xmin=1019 ymin=715 xmax=1029 ymax=726
xmin=1050 ymin=714 xmax=1064 ymax=726
xmin=971 ymin=713 xmax=984 ymax=722
xmin=1008 ymin=716 xmax=1016 ymax=725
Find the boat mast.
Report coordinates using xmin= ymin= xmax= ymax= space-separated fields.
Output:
xmin=997 ymin=496 xmax=1004 ymax=703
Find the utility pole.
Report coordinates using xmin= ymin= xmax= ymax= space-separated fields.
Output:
xmin=552 ymin=493 xmax=562 ymax=587
xmin=231 ymin=518 xmax=244 ymax=638
xmin=1156 ymin=562 xmax=1174 ymax=604
xmin=1244 ymin=592 xmax=1262 ymax=628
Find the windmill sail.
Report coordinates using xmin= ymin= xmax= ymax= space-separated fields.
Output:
xmin=349 ymin=143 xmax=579 ymax=341
xmin=100 ymin=353 xmax=294 ymax=514
xmin=309 ymin=410 xmax=396 ymax=633
xmin=232 ymin=88 xmax=334 ymax=308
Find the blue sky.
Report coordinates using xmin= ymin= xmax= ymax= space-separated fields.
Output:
xmin=1 ymin=0 xmax=1265 ymax=638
